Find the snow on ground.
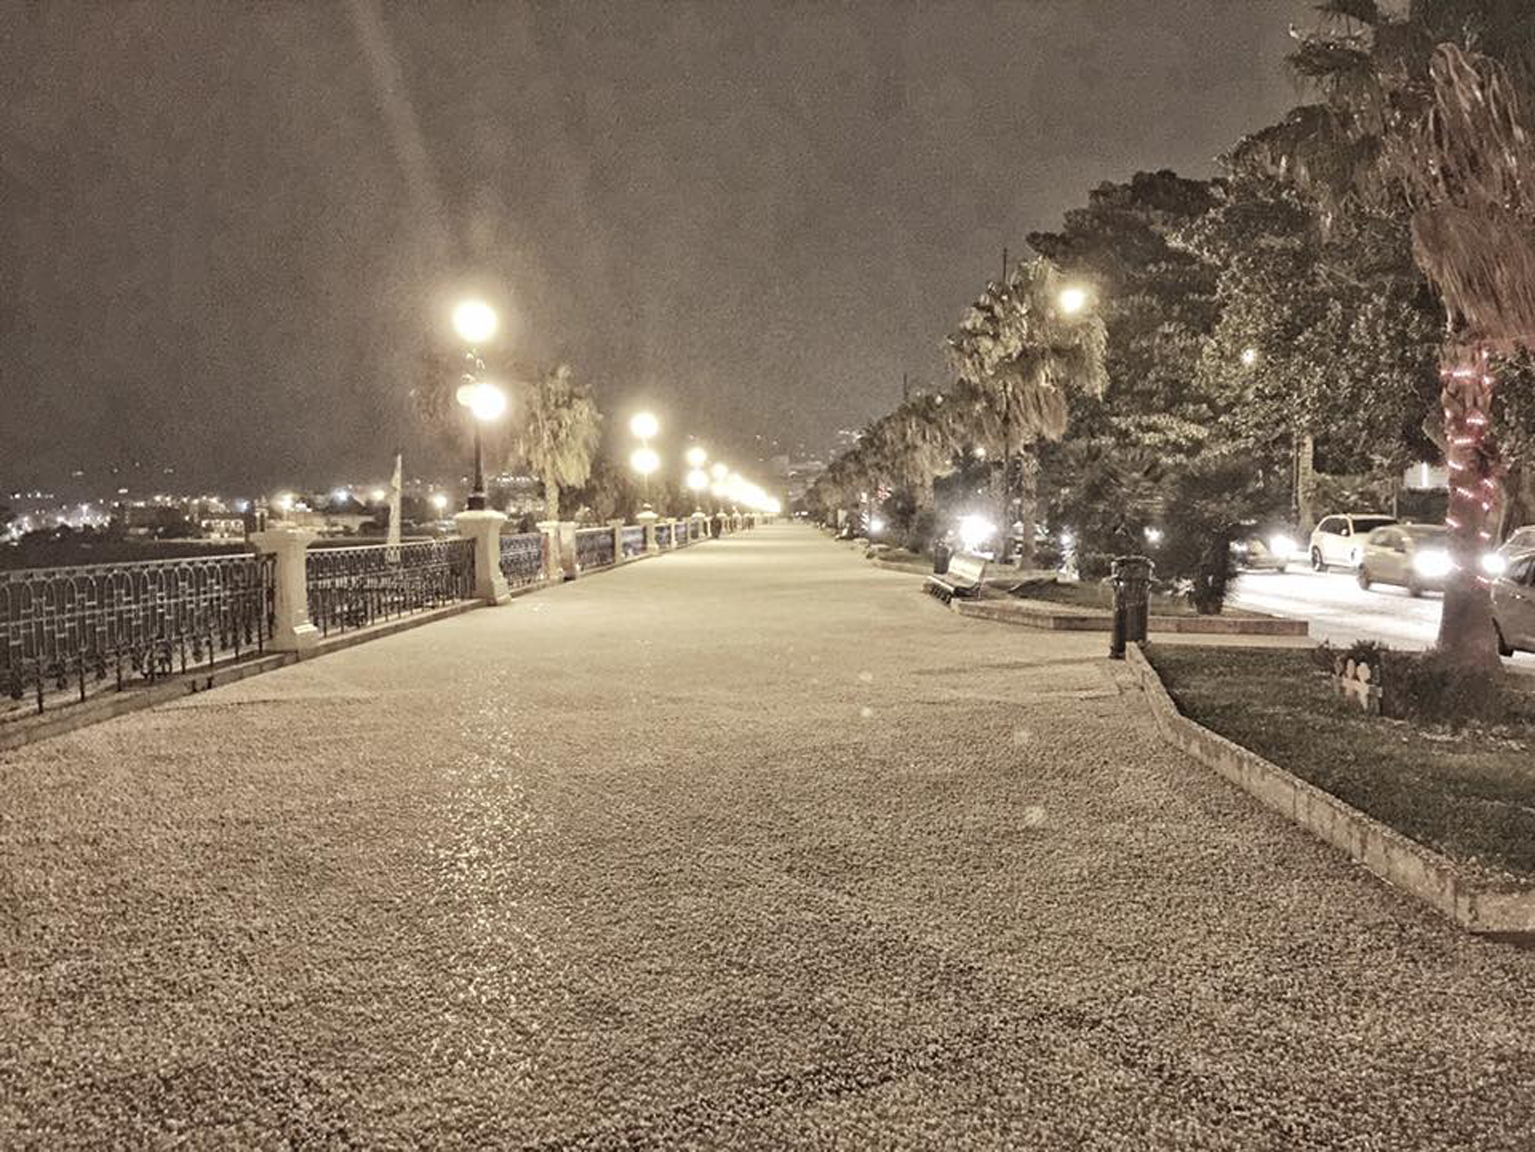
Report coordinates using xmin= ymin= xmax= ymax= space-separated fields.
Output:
xmin=3 ymin=525 xmax=1534 ymax=1148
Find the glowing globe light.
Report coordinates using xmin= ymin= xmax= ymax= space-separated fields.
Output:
xmin=958 ymin=514 xmax=996 ymax=552
xmin=1058 ymin=285 xmax=1089 ymax=315
xmin=686 ymin=446 xmax=708 ymax=468
xmin=630 ymin=412 xmax=659 ymax=440
xmin=452 ymin=299 xmax=498 ymax=345
xmin=686 ymin=468 xmax=709 ymax=491
xmin=463 ymin=381 xmax=507 ymax=422
xmin=431 ymin=493 xmax=449 ymax=512
xmin=630 ymin=446 xmax=660 ymax=476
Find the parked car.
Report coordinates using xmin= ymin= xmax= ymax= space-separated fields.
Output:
xmin=1498 ymin=525 xmax=1535 ymax=559
xmin=1356 ymin=524 xmax=1451 ymax=596
xmin=1493 ymin=550 xmax=1535 ymax=656
xmin=1309 ymin=513 xmax=1397 ymax=571
xmin=1229 ymin=522 xmax=1297 ymax=572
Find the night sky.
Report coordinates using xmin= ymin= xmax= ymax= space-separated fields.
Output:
xmin=2 ymin=1 xmax=1314 ymax=493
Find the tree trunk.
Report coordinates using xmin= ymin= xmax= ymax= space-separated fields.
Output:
xmin=543 ymin=465 xmax=561 ymax=522
xmin=1435 ymin=346 xmax=1502 ymax=673
xmin=1015 ymin=452 xmax=1038 ymax=569
xmin=1295 ymin=432 xmax=1316 ymax=533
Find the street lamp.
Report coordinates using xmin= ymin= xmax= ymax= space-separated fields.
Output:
xmin=452 ymin=299 xmax=498 ymax=345
xmin=1058 ymin=285 xmax=1089 ymax=315
xmin=629 ymin=411 xmax=659 ymax=441
xmin=450 ymin=297 xmax=503 ymax=511
xmin=455 ymin=380 xmax=507 ymax=510
xmin=686 ymin=445 xmax=708 ymax=469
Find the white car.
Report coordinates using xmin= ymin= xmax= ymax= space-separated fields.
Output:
xmin=1309 ymin=513 xmax=1398 ymax=571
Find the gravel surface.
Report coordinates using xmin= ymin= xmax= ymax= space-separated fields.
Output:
xmin=3 ymin=524 xmax=1534 ymax=1149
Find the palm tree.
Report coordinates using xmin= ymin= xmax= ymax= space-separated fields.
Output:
xmin=946 ymin=256 xmax=1108 ymax=563
xmin=514 ymin=364 xmax=603 ymax=522
xmin=1233 ymin=2 xmax=1535 ymax=671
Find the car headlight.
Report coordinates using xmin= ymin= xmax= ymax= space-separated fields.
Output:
xmin=1268 ymin=535 xmax=1296 ymax=560
xmin=1482 ymin=552 xmax=1508 ymax=577
xmin=1412 ymin=550 xmax=1453 ymax=579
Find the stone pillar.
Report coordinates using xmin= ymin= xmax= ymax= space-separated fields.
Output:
xmin=692 ymin=511 xmax=708 ymax=543
xmin=536 ymin=520 xmax=564 ymax=583
xmin=547 ymin=520 xmax=578 ymax=579
xmin=453 ymin=509 xmax=510 ymax=605
xmin=608 ymin=518 xmax=626 ymax=562
xmin=250 ymin=526 xmax=320 ymax=653
xmin=638 ymin=508 xmax=659 ymax=553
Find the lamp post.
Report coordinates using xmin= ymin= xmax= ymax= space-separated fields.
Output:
xmin=451 ymin=298 xmax=503 ymax=511
xmin=629 ymin=412 xmax=660 ymax=511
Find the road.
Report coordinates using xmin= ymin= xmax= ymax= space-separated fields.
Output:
xmin=1227 ymin=565 xmax=1445 ymax=648
xmin=1227 ymin=564 xmax=1535 ymax=670
xmin=3 ymin=524 xmax=1534 ymax=1148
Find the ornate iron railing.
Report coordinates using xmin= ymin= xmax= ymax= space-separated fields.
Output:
xmin=620 ymin=525 xmax=646 ymax=559
xmin=679 ymin=520 xmax=693 ymax=545
xmin=306 ymin=539 xmax=475 ymax=637
xmin=498 ymin=531 xmax=545 ymax=588
xmin=655 ymin=522 xmax=672 ymax=549
xmin=575 ymin=527 xmax=615 ymax=571
xmin=1 ymin=552 xmax=275 ymax=716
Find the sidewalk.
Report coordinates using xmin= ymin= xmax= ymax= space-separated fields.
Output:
xmin=2 ymin=524 xmax=1532 ymax=1148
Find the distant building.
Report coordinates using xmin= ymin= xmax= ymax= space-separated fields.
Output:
xmin=199 ymin=515 xmax=245 ymax=540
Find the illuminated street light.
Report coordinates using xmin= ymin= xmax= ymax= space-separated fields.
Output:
xmin=1240 ymin=346 xmax=1260 ymax=368
xmin=1058 ymin=285 xmax=1089 ymax=315
xmin=454 ymin=380 xmax=507 ymax=510
xmin=370 ymin=488 xmax=387 ymax=503
xmin=452 ymin=299 xmax=498 ymax=345
xmin=686 ymin=468 xmax=709 ymax=491
xmin=431 ymin=493 xmax=449 ymax=514
xmin=686 ymin=445 xmax=708 ymax=469
xmin=630 ymin=411 xmax=660 ymax=441
xmin=630 ymin=446 xmax=660 ymax=477
xmin=709 ymin=462 xmax=728 ymax=481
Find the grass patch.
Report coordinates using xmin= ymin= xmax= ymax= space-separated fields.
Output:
xmin=1146 ymin=644 xmax=1535 ymax=881
xmin=1011 ymin=579 xmax=1261 ymax=618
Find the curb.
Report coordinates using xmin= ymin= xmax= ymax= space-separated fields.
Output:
xmin=956 ymin=597 xmax=1309 ymax=636
xmin=1125 ymin=643 xmax=1535 ymax=936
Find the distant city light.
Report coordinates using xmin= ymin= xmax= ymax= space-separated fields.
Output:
xmin=710 ymin=462 xmax=729 ymax=481
xmin=431 ymin=493 xmax=449 ymax=512
xmin=1240 ymin=346 xmax=1259 ymax=368
xmin=371 ymin=488 xmax=388 ymax=503
xmin=332 ymin=487 xmax=351 ymax=503
xmin=1144 ymin=526 xmax=1163 ymax=544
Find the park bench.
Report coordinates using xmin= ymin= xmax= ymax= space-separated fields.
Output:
xmin=924 ymin=551 xmax=988 ymax=603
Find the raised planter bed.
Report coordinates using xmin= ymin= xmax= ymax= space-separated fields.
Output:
xmin=1126 ymin=644 xmax=1535 ymax=936
xmin=954 ymin=596 xmax=1309 ymax=636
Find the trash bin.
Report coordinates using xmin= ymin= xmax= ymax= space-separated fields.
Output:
xmin=1109 ymin=555 xmax=1153 ymax=659
xmin=933 ymin=542 xmax=952 ymax=575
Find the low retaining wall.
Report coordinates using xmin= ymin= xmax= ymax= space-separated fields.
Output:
xmin=1126 ymin=644 xmax=1535 ymax=936
xmin=956 ymin=597 xmax=1309 ymax=636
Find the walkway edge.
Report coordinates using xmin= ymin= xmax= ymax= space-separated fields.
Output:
xmin=957 ymin=598 xmax=1309 ymax=635
xmin=1125 ymin=643 xmax=1535 ymax=937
